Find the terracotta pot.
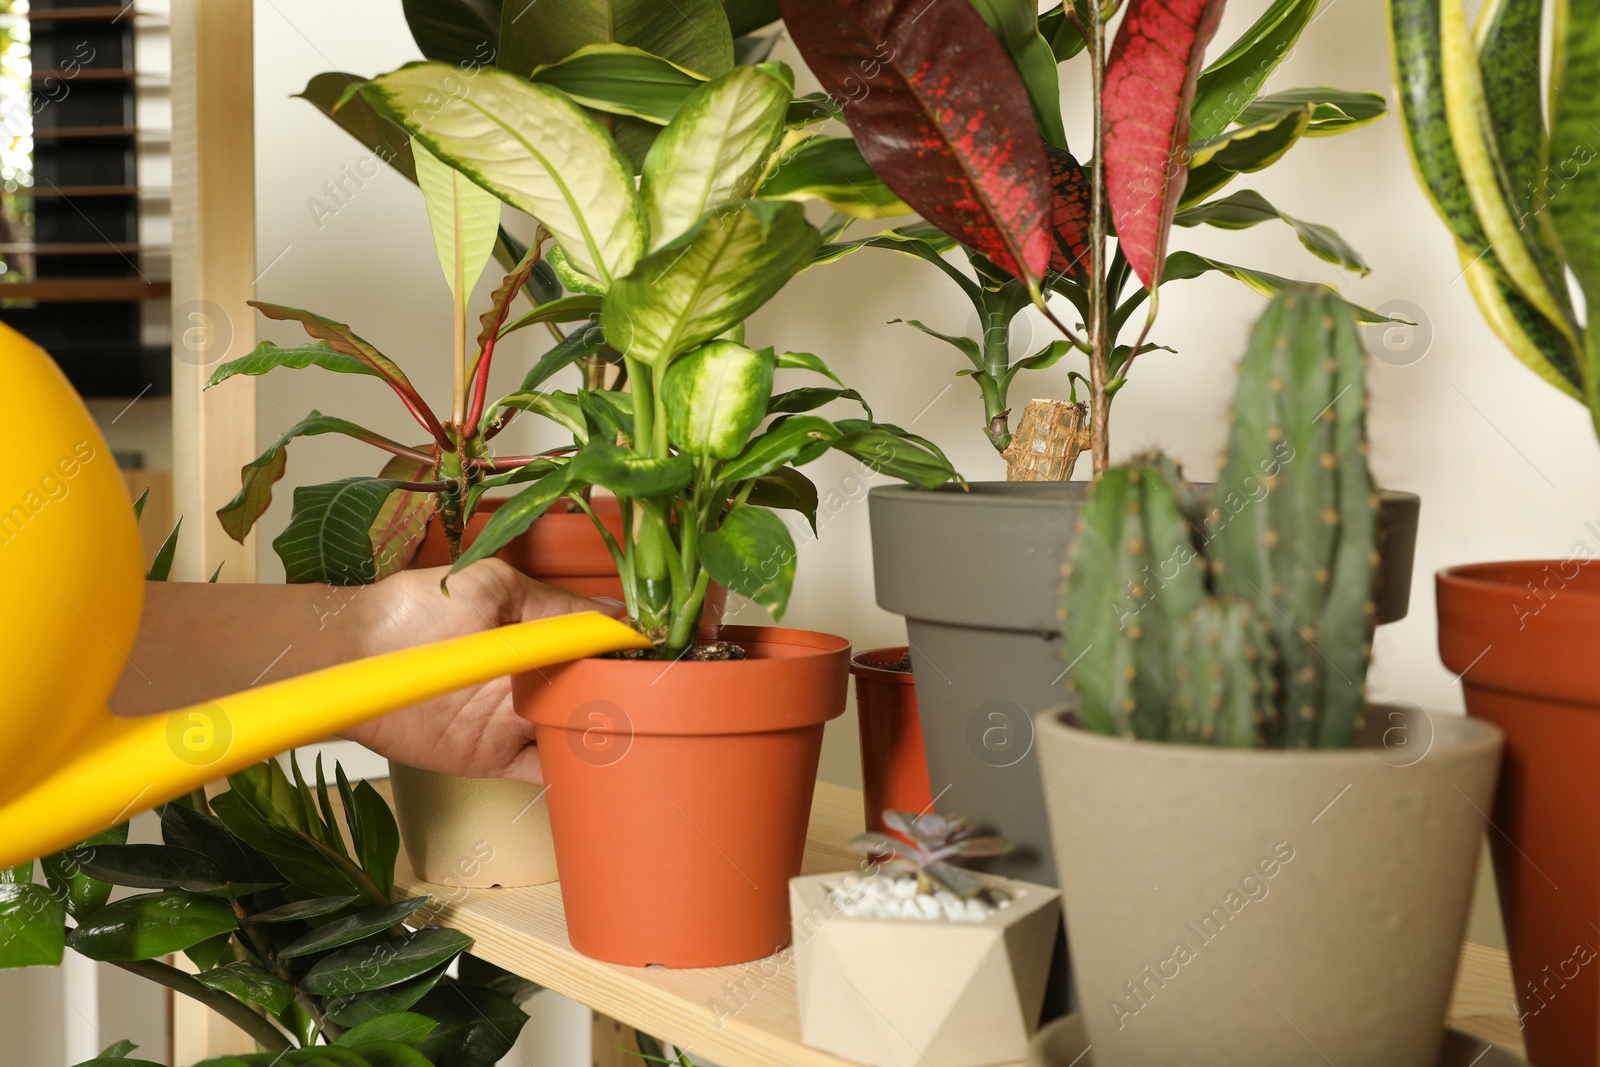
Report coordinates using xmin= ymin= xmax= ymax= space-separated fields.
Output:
xmin=1036 ymin=704 xmax=1502 ymax=1067
xmin=1439 ymin=560 xmax=1600 ymax=1067
xmin=513 ymin=625 xmax=849 ymax=967
xmin=387 ymin=762 xmax=556 ymax=888
xmin=852 ymin=646 xmax=932 ymax=833
xmin=393 ymin=495 xmax=721 ymax=889
xmin=791 ymin=869 xmax=1061 ymax=1067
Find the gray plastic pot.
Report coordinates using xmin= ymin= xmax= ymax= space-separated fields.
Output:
xmin=867 ymin=482 xmax=1422 ymax=886
xmin=1034 ymin=704 xmax=1501 ymax=1067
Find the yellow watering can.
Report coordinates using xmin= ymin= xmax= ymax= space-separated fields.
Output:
xmin=0 ymin=325 xmax=647 ymax=869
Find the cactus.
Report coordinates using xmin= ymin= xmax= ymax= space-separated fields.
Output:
xmin=1061 ymin=289 xmax=1378 ymax=749
xmin=848 ymin=811 xmax=1013 ymax=899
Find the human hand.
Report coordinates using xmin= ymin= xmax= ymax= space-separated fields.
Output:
xmin=340 ymin=559 xmax=619 ymax=783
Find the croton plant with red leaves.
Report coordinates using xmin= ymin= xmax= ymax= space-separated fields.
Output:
xmin=784 ymin=0 xmax=1390 ymax=474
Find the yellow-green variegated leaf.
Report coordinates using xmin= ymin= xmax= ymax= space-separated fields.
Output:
xmin=1440 ymin=0 xmax=1577 ymax=338
xmin=660 ymin=340 xmax=776 ymax=459
xmin=601 ymin=200 xmax=820 ymax=367
xmin=759 ymin=135 xmax=912 ymax=219
xmin=1459 ymin=240 xmax=1584 ymax=400
xmin=1549 ymin=0 xmax=1600 ymax=431
xmin=640 ymin=63 xmax=793 ymax=251
xmin=1239 ymin=87 xmax=1387 ymax=136
xmin=412 ymin=139 xmax=501 ymax=303
xmin=1188 ymin=106 xmax=1312 ymax=170
xmin=361 ymin=63 xmax=645 ymax=286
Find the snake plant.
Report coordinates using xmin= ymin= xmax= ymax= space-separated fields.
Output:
xmin=1391 ymin=0 xmax=1600 ymax=438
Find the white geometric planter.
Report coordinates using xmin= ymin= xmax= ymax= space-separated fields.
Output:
xmin=791 ymin=870 xmax=1061 ymax=1067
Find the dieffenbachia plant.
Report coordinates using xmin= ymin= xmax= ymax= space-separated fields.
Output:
xmin=346 ymin=60 xmax=958 ymax=656
xmin=783 ymin=0 xmax=1389 ymax=475
xmin=1390 ymin=0 xmax=1600 ymax=440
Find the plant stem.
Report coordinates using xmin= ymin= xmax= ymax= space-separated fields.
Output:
xmin=1088 ymin=0 xmax=1111 ymax=477
xmin=110 ymin=959 xmax=292 ymax=1053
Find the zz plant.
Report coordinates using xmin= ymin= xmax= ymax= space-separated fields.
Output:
xmin=784 ymin=0 xmax=1388 ymax=475
xmin=1 ymin=754 xmax=531 ymax=1067
xmin=1062 ymin=288 xmax=1378 ymax=747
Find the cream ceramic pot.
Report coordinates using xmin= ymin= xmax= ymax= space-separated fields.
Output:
xmin=388 ymin=762 xmax=557 ymax=889
xmin=1036 ymin=705 xmax=1502 ymax=1067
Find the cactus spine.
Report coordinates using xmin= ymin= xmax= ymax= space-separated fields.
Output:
xmin=1061 ymin=289 xmax=1378 ymax=749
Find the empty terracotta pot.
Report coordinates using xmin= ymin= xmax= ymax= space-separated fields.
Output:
xmin=852 ymin=646 xmax=932 ymax=833
xmin=514 ymin=625 xmax=850 ymax=967
xmin=1438 ymin=560 xmax=1600 ymax=1067
xmin=1037 ymin=704 xmax=1502 ymax=1067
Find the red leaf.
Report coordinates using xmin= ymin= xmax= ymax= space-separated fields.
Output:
xmin=369 ymin=454 xmax=439 ymax=580
xmin=781 ymin=0 xmax=1052 ymax=284
xmin=1047 ymin=147 xmax=1091 ymax=280
xmin=1103 ymin=0 xmax=1227 ymax=288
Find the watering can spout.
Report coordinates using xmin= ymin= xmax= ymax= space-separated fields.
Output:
xmin=0 ymin=324 xmax=649 ymax=871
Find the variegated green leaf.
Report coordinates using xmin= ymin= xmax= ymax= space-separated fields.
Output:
xmin=1549 ymin=0 xmax=1600 ymax=429
xmin=699 ymin=506 xmax=796 ymax=620
xmin=493 ymin=390 xmax=589 ymax=440
xmin=641 ymin=63 xmax=793 ymax=251
xmin=413 ymin=138 xmax=500 ymax=303
xmin=1188 ymin=106 xmax=1312 ymax=170
xmin=369 ymin=454 xmax=439 ymax=581
xmin=206 ymin=341 xmax=378 ymax=388
xmin=361 ymin=63 xmax=646 ymax=286
xmin=661 ymin=340 xmax=776 ymax=459
xmin=1459 ymin=242 xmax=1585 ymax=399
xmin=601 ymin=200 xmax=820 ymax=367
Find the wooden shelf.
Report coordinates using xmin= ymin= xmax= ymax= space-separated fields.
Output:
xmin=33 ymin=126 xmax=137 ymax=139
xmin=380 ymin=779 xmax=1525 ymax=1066
xmin=0 ymin=242 xmax=166 ymax=254
xmin=26 ymin=7 xmax=163 ymax=23
xmin=24 ymin=184 xmax=169 ymax=199
xmin=0 ymin=278 xmax=169 ymax=301
xmin=31 ymin=68 xmax=138 ymax=81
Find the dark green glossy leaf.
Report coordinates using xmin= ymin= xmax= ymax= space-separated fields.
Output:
xmin=195 ymin=961 xmax=295 ymax=1014
xmin=250 ymin=895 xmax=357 ymax=923
xmin=403 ymin=0 xmax=498 ymax=67
xmin=321 ymin=961 xmax=453 ymax=1027
xmin=510 ymin=325 xmax=608 ymax=396
xmin=498 ymin=295 xmax=604 ymax=341
xmin=744 ymin=467 xmax=819 ymax=534
xmin=412 ymin=980 xmax=530 ymax=1067
xmin=301 ymin=928 xmax=474 ymax=996
xmin=0 ymin=883 xmax=66 ymax=967
xmin=183 ymin=930 xmax=235 ymax=972
xmin=767 ymin=386 xmax=871 ymax=418
xmin=209 ymin=792 xmax=371 ymax=901
xmin=68 ymin=843 xmax=225 ymax=891
xmin=40 ymin=822 xmax=127 ymax=920
xmin=773 ymin=349 xmax=846 ymax=386
xmin=66 ymin=891 xmax=237 ymax=961
xmin=832 ymin=426 xmax=962 ymax=488
xmin=969 ymin=0 xmax=1067 ymax=148
xmin=279 ymin=897 xmax=430 ymax=960
xmin=334 ymin=1012 xmax=439 ymax=1048
xmin=498 ymin=0 xmax=733 ymax=80
xmin=160 ymin=803 xmax=279 ymax=888
xmin=723 ymin=0 xmax=779 ymax=35
xmin=699 ymin=507 xmax=796 ymax=620
xmin=297 ymin=73 xmax=418 ymax=184
xmin=147 ymin=519 xmax=181 ymax=581
xmin=1038 ymin=2 xmax=1087 ymax=61
xmin=351 ymin=781 xmax=400 ymax=899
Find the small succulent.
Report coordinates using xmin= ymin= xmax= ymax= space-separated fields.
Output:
xmin=848 ymin=810 xmax=1013 ymax=900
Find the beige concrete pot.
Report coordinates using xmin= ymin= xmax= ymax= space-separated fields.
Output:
xmin=791 ymin=869 xmax=1061 ymax=1067
xmin=387 ymin=762 xmax=557 ymax=889
xmin=1036 ymin=705 xmax=1502 ymax=1067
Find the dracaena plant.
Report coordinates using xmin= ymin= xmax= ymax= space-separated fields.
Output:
xmin=1390 ymin=0 xmax=1600 ymax=441
xmin=336 ymin=60 xmax=959 ymax=655
xmin=848 ymin=810 xmax=1013 ymax=899
xmin=783 ymin=0 xmax=1390 ymax=476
